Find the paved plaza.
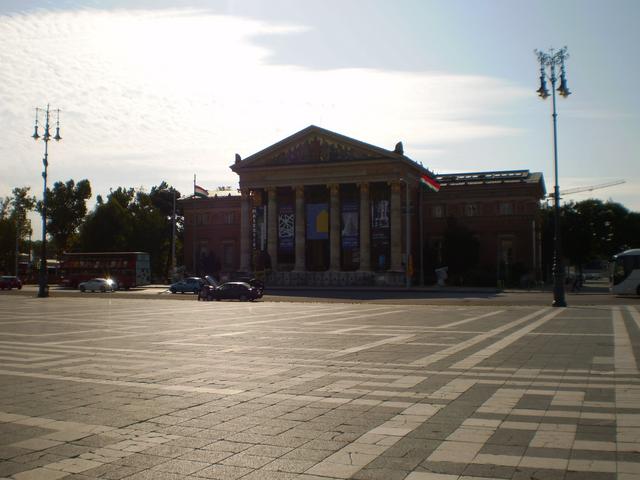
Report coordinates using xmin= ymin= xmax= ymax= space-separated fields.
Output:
xmin=1 ymin=296 xmax=640 ymax=480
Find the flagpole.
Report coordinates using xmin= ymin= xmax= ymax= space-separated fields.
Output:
xmin=193 ymin=174 xmax=196 ymax=197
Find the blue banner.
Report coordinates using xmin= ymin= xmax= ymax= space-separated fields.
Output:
xmin=306 ymin=203 xmax=329 ymax=240
xmin=341 ymin=201 xmax=359 ymax=249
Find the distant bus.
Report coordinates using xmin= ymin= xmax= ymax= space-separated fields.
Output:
xmin=610 ymin=249 xmax=640 ymax=296
xmin=60 ymin=252 xmax=151 ymax=289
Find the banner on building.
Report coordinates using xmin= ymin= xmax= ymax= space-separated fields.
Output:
xmin=371 ymin=199 xmax=390 ymax=269
xmin=371 ymin=200 xmax=390 ymax=244
xmin=341 ymin=201 xmax=359 ymax=249
xmin=371 ymin=200 xmax=390 ymax=230
xmin=278 ymin=205 xmax=294 ymax=253
xmin=306 ymin=203 xmax=329 ymax=240
xmin=253 ymin=206 xmax=266 ymax=251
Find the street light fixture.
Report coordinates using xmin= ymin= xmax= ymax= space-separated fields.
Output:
xmin=535 ymin=47 xmax=570 ymax=307
xmin=32 ymin=104 xmax=62 ymax=298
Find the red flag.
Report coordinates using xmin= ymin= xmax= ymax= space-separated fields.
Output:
xmin=420 ymin=174 xmax=441 ymax=192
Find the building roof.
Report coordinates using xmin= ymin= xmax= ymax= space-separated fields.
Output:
xmin=435 ymin=170 xmax=545 ymax=193
xmin=231 ymin=124 xmax=436 ymax=178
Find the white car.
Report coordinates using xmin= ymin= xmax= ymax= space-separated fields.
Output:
xmin=78 ymin=278 xmax=116 ymax=293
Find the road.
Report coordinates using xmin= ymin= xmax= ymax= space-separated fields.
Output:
xmin=9 ymin=279 xmax=640 ymax=306
xmin=0 ymin=295 xmax=639 ymax=479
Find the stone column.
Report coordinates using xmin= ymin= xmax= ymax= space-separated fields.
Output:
xmin=294 ymin=185 xmax=306 ymax=271
xmin=239 ymin=189 xmax=251 ymax=273
xmin=329 ymin=183 xmax=341 ymax=271
xmin=267 ymin=187 xmax=278 ymax=271
xmin=390 ymin=180 xmax=402 ymax=271
xmin=358 ymin=182 xmax=371 ymax=271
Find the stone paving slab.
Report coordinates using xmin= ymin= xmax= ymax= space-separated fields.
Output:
xmin=0 ymin=297 xmax=639 ymax=479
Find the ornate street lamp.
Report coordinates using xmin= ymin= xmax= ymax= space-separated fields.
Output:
xmin=32 ymin=104 xmax=62 ymax=298
xmin=535 ymin=47 xmax=571 ymax=307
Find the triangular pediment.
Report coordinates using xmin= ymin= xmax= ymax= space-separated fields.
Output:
xmin=233 ymin=125 xmax=403 ymax=170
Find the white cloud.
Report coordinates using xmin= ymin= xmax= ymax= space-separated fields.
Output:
xmin=0 ymin=7 xmax=530 ymax=236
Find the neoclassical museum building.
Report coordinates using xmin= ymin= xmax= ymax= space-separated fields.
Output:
xmin=181 ymin=126 xmax=546 ymax=286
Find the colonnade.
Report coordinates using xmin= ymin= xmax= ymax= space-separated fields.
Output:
xmin=239 ymin=181 xmax=406 ymax=273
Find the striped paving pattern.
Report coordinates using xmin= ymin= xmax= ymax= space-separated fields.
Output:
xmin=0 ymin=297 xmax=639 ymax=479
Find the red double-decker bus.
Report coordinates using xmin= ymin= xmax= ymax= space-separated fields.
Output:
xmin=59 ymin=252 xmax=151 ymax=289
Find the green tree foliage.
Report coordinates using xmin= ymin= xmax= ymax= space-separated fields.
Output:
xmin=37 ymin=179 xmax=92 ymax=256
xmin=78 ymin=194 xmax=131 ymax=251
xmin=542 ymin=199 xmax=640 ymax=277
xmin=0 ymin=187 xmax=36 ymax=274
xmin=0 ymin=196 xmax=16 ymax=273
xmin=78 ymin=183 xmax=182 ymax=281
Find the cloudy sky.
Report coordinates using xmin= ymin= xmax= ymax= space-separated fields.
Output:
xmin=1 ymin=0 xmax=639 ymax=236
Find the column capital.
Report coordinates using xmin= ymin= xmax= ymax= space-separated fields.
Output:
xmin=251 ymin=190 xmax=263 ymax=207
xmin=266 ymin=186 xmax=277 ymax=195
xmin=390 ymin=180 xmax=402 ymax=194
xmin=239 ymin=188 xmax=251 ymax=197
xmin=327 ymin=183 xmax=340 ymax=195
xmin=357 ymin=182 xmax=370 ymax=194
xmin=294 ymin=185 xmax=305 ymax=196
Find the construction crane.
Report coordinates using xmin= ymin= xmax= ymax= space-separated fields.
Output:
xmin=547 ymin=179 xmax=626 ymax=199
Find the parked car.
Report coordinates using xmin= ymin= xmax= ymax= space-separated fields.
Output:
xmin=79 ymin=278 xmax=116 ymax=293
xmin=205 ymin=282 xmax=261 ymax=301
xmin=197 ymin=276 xmax=221 ymax=301
xmin=170 ymin=277 xmax=205 ymax=294
xmin=0 ymin=276 xmax=22 ymax=290
xmin=234 ymin=276 xmax=264 ymax=297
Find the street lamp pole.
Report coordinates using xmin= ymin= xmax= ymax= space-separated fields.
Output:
xmin=535 ymin=47 xmax=571 ymax=307
xmin=32 ymin=104 xmax=62 ymax=298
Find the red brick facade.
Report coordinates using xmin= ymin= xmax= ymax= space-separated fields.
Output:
xmin=181 ymin=128 xmax=546 ymax=286
xmin=181 ymin=194 xmax=241 ymax=278
xmin=421 ymin=171 xmax=546 ymax=285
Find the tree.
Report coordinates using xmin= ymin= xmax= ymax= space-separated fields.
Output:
xmin=0 ymin=188 xmax=36 ymax=275
xmin=37 ymin=179 xmax=92 ymax=256
xmin=149 ymin=182 xmax=183 ymax=279
xmin=77 ymin=183 xmax=182 ymax=281
xmin=542 ymin=199 xmax=640 ymax=279
xmin=11 ymin=187 xmax=36 ymax=275
xmin=0 ymin=196 xmax=15 ymax=273
xmin=78 ymin=192 xmax=132 ymax=252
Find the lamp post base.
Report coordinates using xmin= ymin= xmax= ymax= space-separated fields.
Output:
xmin=552 ymin=281 xmax=567 ymax=307
xmin=37 ymin=285 xmax=49 ymax=298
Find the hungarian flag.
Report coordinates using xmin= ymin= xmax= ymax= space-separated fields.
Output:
xmin=420 ymin=174 xmax=441 ymax=192
xmin=194 ymin=184 xmax=208 ymax=198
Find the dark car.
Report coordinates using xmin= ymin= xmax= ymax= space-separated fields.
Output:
xmin=197 ymin=276 xmax=220 ymax=301
xmin=234 ymin=277 xmax=264 ymax=297
xmin=206 ymin=282 xmax=260 ymax=301
xmin=170 ymin=277 xmax=204 ymax=294
xmin=0 ymin=276 xmax=22 ymax=290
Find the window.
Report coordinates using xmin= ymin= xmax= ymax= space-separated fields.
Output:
xmin=464 ymin=204 xmax=479 ymax=217
xmin=499 ymin=202 xmax=513 ymax=215
xmin=500 ymin=238 xmax=514 ymax=265
xmin=432 ymin=205 xmax=445 ymax=218
xmin=223 ymin=212 xmax=235 ymax=224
